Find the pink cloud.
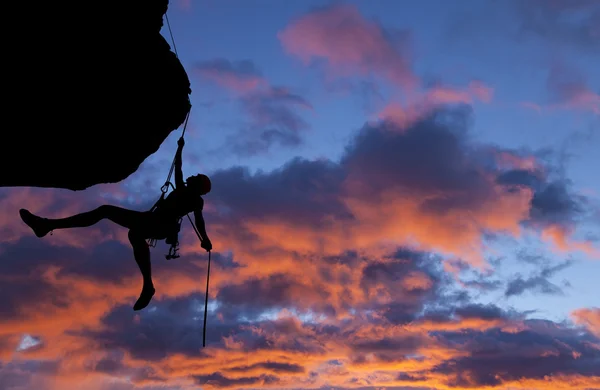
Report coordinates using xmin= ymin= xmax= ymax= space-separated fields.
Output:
xmin=196 ymin=69 xmax=265 ymax=94
xmin=492 ymin=149 xmax=543 ymax=173
xmin=565 ymin=89 xmax=600 ymax=114
xmin=177 ymin=0 xmax=192 ymax=11
xmin=278 ymin=4 xmax=418 ymax=90
xmin=524 ymin=62 xmax=600 ymax=114
xmin=194 ymin=59 xmax=268 ymax=94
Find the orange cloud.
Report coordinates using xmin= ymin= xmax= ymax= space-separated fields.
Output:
xmin=1 ymin=104 xmax=599 ymax=390
xmin=572 ymin=307 xmax=600 ymax=337
xmin=542 ymin=224 xmax=600 ymax=259
xmin=377 ymin=81 xmax=494 ymax=129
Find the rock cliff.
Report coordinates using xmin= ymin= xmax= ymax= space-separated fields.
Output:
xmin=1 ymin=0 xmax=191 ymax=190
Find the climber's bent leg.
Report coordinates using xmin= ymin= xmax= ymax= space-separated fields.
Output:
xmin=129 ymin=230 xmax=155 ymax=311
xmin=19 ymin=206 xmax=145 ymax=237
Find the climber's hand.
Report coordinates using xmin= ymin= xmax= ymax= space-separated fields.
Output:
xmin=177 ymin=137 xmax=185 ymax=147
xmin=201 ymin=238 xmax=212 ymax=252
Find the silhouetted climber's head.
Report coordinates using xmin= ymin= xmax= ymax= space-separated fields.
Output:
xmin=187 ymin=174 xmax=211 ymax=195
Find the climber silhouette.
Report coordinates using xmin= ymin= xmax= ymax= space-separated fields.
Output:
xmin=19 ymin=137 xmax=212 ymax=311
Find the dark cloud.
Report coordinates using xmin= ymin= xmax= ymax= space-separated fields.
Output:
xmin=231 ymin=86 xmax=313 ymax=156
xmin=83 ymin=297 xmax=332 ymax=368
xmin=359 ymin=250 xmax=444 ymax=324
xmin=0 ymin=364 xmax=33 ymax=390
xmin=530 ymin=181 xmax=586 ymax=225
xmin=193 ymin=58 xmax=313 ymax=156
xmin=209 ymin=106 xmax=592 ymax=258
xmin=445 ymin=0 xmax=600 ymax=55
xmin=443 ymin=258 xmax=504 ymax=293
xmin=495 ymin=169 xmax=588 ymax=230
xmin=216 ymin=273 xmax=331 ymax=321
xmin=416 ymin=303 xmax=518 ymax=329
xmin=1 ymin=105 xmax=599 ymax=389
xmin=212 ymin=106 xmax=492 ymax=227
xmin=495 ymin=168 xmax=545 ymax=188
xmin=209 ymin=247 xmax=445 ymax=325
xmin=0 ymin=360 xmax=60 ymax=390
xmin=194 ymin=58 xmax=263 ymax=84
xmin=431 ymin=322 xmax=600 ymax=387
xmin=226 ymin=361 xmax=305 ymax=374
xmin=514 ymin=249 xmax=548 ymax=265
xmin=210 ymin=158 xmax=350 ymax=225
xmin=514 ymin=0 xmax=600 ymax=52
xmin=0 ymin=237 xmax=74 ymax=319
xmin=454 ymin=303 xmax=509 ymax=321
xmin=82 ymin=299 xmax=217 ymax=361
xmin=193 ymin=372 xmax=279 ymax=388
xmin=0 ymin=234 xmax=209 ymax=321
xmin=461 ymin=278 xmax=503 ymax=292
xmin=505 ymin=259 xmax=574 ymax=297
xmin=94 ymin=356 xmax=123 ymax=374
xmin=350 ymin=333 xmax=425 ymax=356
xmin=341 ymin=107 xmax=486 ymax=203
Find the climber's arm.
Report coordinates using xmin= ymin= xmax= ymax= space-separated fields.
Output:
xmin=175 ymin=137 xmax=185 ymax=188
xmin=194 ymin=202 xmax=212 ymax=251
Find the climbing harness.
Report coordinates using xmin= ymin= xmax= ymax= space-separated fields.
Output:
xmin=145 ymin=106 xmax=190 ymax=254
xmin=146 ymin=11 xmax=213 ymax=348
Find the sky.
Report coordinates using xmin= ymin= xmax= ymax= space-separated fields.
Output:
xmin=1 ymin=0 xmax=600 ymax=389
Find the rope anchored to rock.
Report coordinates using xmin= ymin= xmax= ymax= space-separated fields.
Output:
xmin=146 ymin=11 xmax=212 ymax=348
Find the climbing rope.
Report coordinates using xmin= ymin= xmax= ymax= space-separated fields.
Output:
xmin=164 ymin=110 xmax=191 ymax=190
xmin=147 ymin=10 xmax=212 ymax=348
xmin=165 ymin=13 xmax=179 ymax=59
xmin=146 ymin=110 xmax=190 ymax=248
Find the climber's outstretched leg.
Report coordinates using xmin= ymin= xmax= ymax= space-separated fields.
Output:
xmin=19 ymin=206 xmax=145 ymax=237
xmin=21 ymin=207 xmax=159 ymax=311
xmin=129 ymin=230 xmax=155 ymax=311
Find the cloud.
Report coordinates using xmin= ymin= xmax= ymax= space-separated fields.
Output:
xmin=495 ymin=167 xmax=598 ymax=257
xmin=1 ymin=105 xmax=599 ymax=388
xmin=231 ymin=86 xmax=314 ymax=156
xmin=547 ymin=62 xmax=600 ymax=114
xmin=430 ymin=319 xmax=600 ymax=388
xmin=193 ymin=59 xmax=313 ymax=156
xmin=207 ymin=106 xmax=598 ymax=267
xmin=530 ymin=181 xmax=584 ymax=225
xmin=572 ymin=307 xmax=600 ymax=337
xmin=514 ymin=0 xmax=600 ymax=52
xmin=504 ymin=259 xmax=573 ymax=297
xmin=446 ymin=0 xmax=600 ymax=55
xmin=176 ymin=0 xmax=192 ymax=12
xmin=277 ymin=3 xmax=498 ymax=130
xmin=522 ymin=61 xmax=600 ymax=115
xmin=194 ymin=58 xmax=266 ymax=94
xmin=378 ymin=81 xmax=494 ymax=129
xmin=278 ymin=4 xmax=418 ymax=90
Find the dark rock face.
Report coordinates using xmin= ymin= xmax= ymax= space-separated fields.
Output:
xmin=1 ymin=0 xmax=191 ymax=191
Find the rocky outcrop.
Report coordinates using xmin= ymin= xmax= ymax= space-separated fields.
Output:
xmin=1 ymin=0 xmax=191 ymax=190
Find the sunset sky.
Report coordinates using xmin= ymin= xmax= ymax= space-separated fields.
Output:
xmin=1 ymin=0 xmax=600 ymax=389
